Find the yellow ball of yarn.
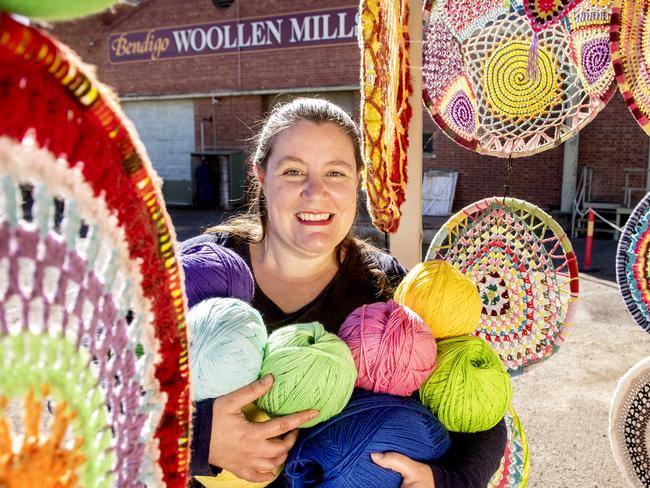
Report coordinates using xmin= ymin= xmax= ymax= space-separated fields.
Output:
xmin=394 ymin=260 xmax=481 ymax=339
xmin=194 ymin=404 xmax=282 ymax=488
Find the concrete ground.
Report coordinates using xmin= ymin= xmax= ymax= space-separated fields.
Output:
xmin=169 ymin=207 xmax=650 ymax=487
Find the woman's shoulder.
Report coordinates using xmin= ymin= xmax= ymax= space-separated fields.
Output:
xmin=350 ymin=240 xmax=407 ymax=286
xmin=179 ymin=231 xmax=240 ymax=253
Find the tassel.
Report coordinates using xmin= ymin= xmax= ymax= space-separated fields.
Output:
xmin=526 ymin=31 xmax=540 ymax=81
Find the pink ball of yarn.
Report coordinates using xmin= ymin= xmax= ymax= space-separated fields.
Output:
xmin=338 ymin=300 xmax=437 ymax=396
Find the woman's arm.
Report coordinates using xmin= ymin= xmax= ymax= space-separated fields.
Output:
xmin=371 ymin=418 xmax=507 ymax=488
xmin=429 ymin=419 xmax=507 ymax=488
xmin=189 ymin=375 xmax=318 ymax=483
xmin=190 ymin=398 xmax=221 ymax=477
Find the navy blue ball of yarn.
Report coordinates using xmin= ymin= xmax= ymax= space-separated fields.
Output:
xmin=284 ymin=389 xmax=451 ymax=488
xmin=180 ymin=241 xmax=254 ymax=307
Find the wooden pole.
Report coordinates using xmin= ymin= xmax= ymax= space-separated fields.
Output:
xmin=561 ymin=134 xmax=579 ymax=213
xmin=389 ymin=0 xmax=423 ymax=269
xmin=583 ymin=208 xmax=594 ymax=270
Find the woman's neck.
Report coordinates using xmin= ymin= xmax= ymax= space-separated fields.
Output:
xmin=248 ymin=235 xmax=344 ymax=314
xmin=250 ymin=236 xmax=339 ymax=284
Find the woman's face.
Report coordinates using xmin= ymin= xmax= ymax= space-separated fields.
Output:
xmin=259 ymin=120 xmax=359 ymax=258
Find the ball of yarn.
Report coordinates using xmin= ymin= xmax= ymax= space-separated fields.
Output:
xmin=194 ymin=404 xmax=281 ymax=488
xmin=188 ymin=297 xmax=267 ymax=402
xmin=394 ymin=260 xmax=481 ymax=339
xmin=0 ymin=0 xmax=120 ymax=20
xmin=284 ymin=390 xmax=451 ymax=488
xmin=419 ymin=336 xmax=512 ymax=433
xmin=256 ymin=322 xmax=356 ymax=428
xmin=181 ymin=241 xmax=254 ymax=307
xmin=338 ymin=300 xmax=437 ymax=396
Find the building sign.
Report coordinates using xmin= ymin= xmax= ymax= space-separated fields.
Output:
xmin=109 ymin=6 xmax=359 ymax=63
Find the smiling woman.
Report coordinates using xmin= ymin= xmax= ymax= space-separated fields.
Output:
xmin=182 ymin=98 xmax=507 ymax=488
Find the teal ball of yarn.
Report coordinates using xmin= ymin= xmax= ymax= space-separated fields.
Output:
xmin=256 ymin=322 xmax=357 ymax=428
xmin=188 ymin=297 xmax=267 ymax=401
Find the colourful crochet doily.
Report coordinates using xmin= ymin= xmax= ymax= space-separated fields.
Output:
xmin=616 ymin=192 xmax=650 ymax=333
xmin=524 ymin=0 xmax=584 ymax=32
xmin=426 ymin=197 xmax=579 ymax=374
xmin=488 ymin=405 xmax=529 ymax=488
xmin=360 ymin=0 xmax=412 ymax=233
xmin=0 ymin=14 xmax=190 ymax=487
xmin=609 ymin=356 xmax=650 ymax=488
xmin=422 ymin=0 xmax=615 ymax=157
xmin=610 ymin=0 xmax=650 ymax=135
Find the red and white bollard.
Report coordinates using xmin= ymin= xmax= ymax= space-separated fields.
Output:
xmin=583 ymin=208 xmax=595 ymax=271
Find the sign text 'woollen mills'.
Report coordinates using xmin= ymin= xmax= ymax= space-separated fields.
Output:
xmin=109 ymin=6 xmax=359 ymax=63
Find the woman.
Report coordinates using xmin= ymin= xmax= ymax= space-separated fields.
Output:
xmin=184 ymin=98 xmax=506 ymax=487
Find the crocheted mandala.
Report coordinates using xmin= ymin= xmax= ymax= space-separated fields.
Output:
xmin=0 ymin=14 xmax=190 ymax=487
xmin=422 ymin=0 xmax=615 ymax=157
xmin=609 ymin=357 xmax=650 ymax=488
xmin=488 ymin=405 xmax=529 ymax=488
xmin=610 ymin=0 xmax=650 ymax=135
xmin=360 ymin=0 xmax=412 ymax=233
xmin=616 ymin=191 xmax=650 ymax=333
xmin=524 ymin=0 xmax=584 ymax=32
xmin=426 ymin=197 xmax=579 ymax=374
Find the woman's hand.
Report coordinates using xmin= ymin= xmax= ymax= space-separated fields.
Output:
xmin=209 ymin=374 xmax=319 ymax=483
xmin=371 ymin=452 xmax=436 ymax=488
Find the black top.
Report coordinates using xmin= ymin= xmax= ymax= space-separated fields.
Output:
xmin=181 ymin=233 xmax=406 ymax=334
xmin=183 ymin=233 xmax=507 ymax=488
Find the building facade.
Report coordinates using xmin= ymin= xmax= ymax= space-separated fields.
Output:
xmin=49 ymin=0 xmax=649 ymax=220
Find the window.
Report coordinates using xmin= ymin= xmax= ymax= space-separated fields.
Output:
xmin=423 ymin=133 xmax=433 ymax=153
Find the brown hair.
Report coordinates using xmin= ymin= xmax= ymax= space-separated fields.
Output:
xmin=206 ymin=97 xmax=364 ymax=262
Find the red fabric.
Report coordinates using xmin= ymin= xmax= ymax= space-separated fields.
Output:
xmin=0 ymin=13 xmax=190 ymax=487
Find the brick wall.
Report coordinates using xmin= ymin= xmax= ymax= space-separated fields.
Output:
xmin=577 ymin=92 xmax=649 ymax=204
xmin=193 ymin=95 xmax=265 ymax=151
xmin=49 ymin=0 xmax=360 ymax=96
xmin=423 ymin=108 xmax=564 ymax=211
xmin=46 ymin=0 xmax=650 ymax=212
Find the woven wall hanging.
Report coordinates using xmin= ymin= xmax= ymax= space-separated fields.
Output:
xmin=488 ymin=405 xmax=529 ymax=488
xmin=426 ymin=197 xmax=580 ymax=375
xmin=610 ymin=0 xmax=650 ymax=135
xmin=360 ymin=0 xmax=412 ymax=233
xmin=609 ymin=356 xmax=650 ymax=488
xmin=523 ymin=0 xmax=584 ymax=78
xmin=422 ymin=0 xmax=615 ymax=157
xmin=616 ymin=192 xmax=650 ymax=334
xmin=524 ymin=0 xmax=584 ymax=32
xmin=0 ymin=14 xmax=190 ymax=487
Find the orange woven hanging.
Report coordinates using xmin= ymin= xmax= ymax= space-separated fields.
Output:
xmin=359 ymin=0 xmax=412 ymax=233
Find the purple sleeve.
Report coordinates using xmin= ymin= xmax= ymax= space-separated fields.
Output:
xmin=429 ymin=419 xmax=508 ymax=488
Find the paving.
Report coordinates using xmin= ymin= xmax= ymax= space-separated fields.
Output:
xmin=168 ymin=206 xmax=649 ymax=487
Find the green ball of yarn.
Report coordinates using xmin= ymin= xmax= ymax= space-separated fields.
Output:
xmin=419 ymin=336 xmax=512 ymax=433
xmin=0 ymin=0 xmax=121 ymax=20
xmin=256 ymin=322 xmax=357 ymax=428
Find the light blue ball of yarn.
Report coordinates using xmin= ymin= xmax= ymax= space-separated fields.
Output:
xmin=188 ymin=297 xmax=267 ymax=401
